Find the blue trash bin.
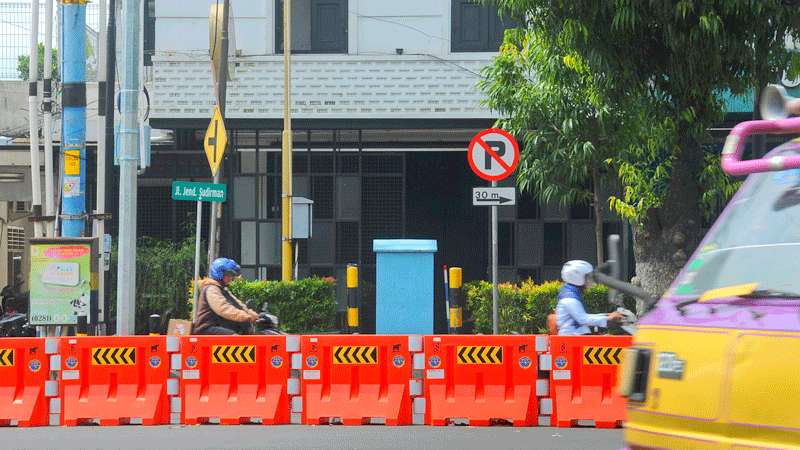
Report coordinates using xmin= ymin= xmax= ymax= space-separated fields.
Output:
xmin=373 ymin=239 xmax=438 ymax=335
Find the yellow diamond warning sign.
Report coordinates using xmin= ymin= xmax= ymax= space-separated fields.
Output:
xmin=204 ymin=106 xmax=227 ymax=176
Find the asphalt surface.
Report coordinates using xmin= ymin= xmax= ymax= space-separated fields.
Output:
xmin=1 ymin=425 xmax=622 ymax=450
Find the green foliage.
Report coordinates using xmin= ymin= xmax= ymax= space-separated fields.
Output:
xmin=487 ymin=0 xmax=800 ymax=225
xmin=228 ymin=277 xmax=337 ymax=334
xmin=108 ymin=236 xmax=198 ymax=334
xmin=17 ymin=43 xmax=59 ymax=81
xmin=699 ymin=152 xmax=743 ymax=222
xmin=465 ymin=279 xmax=613 ymax=334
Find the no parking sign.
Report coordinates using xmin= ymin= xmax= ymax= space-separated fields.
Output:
xmin=467 ymin=128 xmax=520 ymax=181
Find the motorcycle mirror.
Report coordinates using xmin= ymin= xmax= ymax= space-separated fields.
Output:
xmin=261 ymin=302 xmax=270 ymax=313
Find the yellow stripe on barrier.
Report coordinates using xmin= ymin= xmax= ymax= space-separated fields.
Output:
xmin=582 ymin=346 xmax=623 ymax=365
xmin=333 ymin=346 xmax=377 ymax=364
xmin=0 ymin=349 xmax=14 ymax=366
xmin=212 ymin=345 xmax=256 ymax=364
xmin=92 ymin=347 xmax=136 ymax=365
xmin=456 ymin=345 xmax=502 ymax=364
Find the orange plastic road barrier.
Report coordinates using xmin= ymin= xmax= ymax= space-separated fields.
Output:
xmin=0 ymin=338 xmax=54 ymax=426
xmin=300 ymin=335 xmax=420 ymax=425
xmin=548 ymin=335 xmax=632 ymax=428
xmin=180 ymin=335 xmax=295 ymax=425
xmin=60 ymin=336 xmax=174 ymax=425
xmin=424 ymin=335 xmax=543 ymax=426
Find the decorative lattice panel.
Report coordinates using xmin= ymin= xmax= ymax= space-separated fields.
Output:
xmin=152 ymin=56 xmax=494 ymax=119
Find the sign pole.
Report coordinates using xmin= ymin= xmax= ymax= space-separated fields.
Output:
xmin=491 ymin=180 xmax=499 ymax=334
xmin=192 ymin=200 xmax=202 ymax=321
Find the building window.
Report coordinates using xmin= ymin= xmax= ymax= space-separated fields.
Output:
xmin=143 ymin=0 xmax=156 ymax=66
xmin=451 ymin=0 xmax=516 ymax=52
xmin=7 ymin=227 xmax=24 ymax=253
xmin=276 ymin=0 xmax=348 ymax=54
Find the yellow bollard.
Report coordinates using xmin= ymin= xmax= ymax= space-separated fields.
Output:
xmin=347 ymin=264 xmax=359 ymax=333
xmin=449 ymin=267 xmax=463 ymax=333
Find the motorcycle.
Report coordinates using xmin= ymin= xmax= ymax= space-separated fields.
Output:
xmin=246 ymin=300 xmax=284 ymax=335
xmin=0 ymin=281 xmax=36 ymax=337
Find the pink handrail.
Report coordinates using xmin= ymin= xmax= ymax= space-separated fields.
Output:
xmin=721 ymin=117 xmax=800 ymax=176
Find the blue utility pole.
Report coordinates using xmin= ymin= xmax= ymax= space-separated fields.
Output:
xmin=60 ymin=0 xmax=87 ymax=238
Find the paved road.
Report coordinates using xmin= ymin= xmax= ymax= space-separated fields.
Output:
xmin=2 ymin=425 xmax=622 ymax=450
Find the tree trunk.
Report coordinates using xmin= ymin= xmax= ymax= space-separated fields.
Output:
xmin=632 ymin=136 xmax=705 ymax=299
xmin=592 ymin=165 xmax=604 ymax=265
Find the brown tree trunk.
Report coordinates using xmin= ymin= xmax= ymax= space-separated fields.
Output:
xmin=632 ymin=136 xmax=704 ymax=299
xmin=592 ymin=165 xmax=604 ymax=265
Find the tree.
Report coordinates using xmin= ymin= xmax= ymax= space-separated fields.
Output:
xmin=481 ymin=27 xmax=652 ymax=264
xmin=17 ymin=43 xmax=59 ymax=81
xmin=486 ymin=0 xmax=800 ymax=295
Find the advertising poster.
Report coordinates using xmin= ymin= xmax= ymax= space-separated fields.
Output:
xmin=29 ymin=238 xmax=97 ymax=325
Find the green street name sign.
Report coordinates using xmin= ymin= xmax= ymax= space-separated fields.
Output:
xmin=171 ymin=181 xmax=227 ymax=202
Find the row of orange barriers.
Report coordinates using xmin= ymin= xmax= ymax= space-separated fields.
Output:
xmin=0 ymin=334 xmax=630 ymax=427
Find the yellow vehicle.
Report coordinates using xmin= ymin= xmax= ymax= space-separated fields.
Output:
xmin=619 ymin=86 xmax=800 ymax=450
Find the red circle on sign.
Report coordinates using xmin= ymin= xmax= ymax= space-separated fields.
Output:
xmin=467 ymin=128 xmax=520 ymax=181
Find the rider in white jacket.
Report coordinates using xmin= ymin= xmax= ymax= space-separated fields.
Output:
xmin=555 ymin=260 xmax=623 ymax=335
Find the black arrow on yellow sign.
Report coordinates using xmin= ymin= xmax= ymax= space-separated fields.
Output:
xmin=583 ymin=346 xmax=623 ymax=365
xmin=456 ymin=346 xmax=503 ymax=364
xmin=333 ymin=346 xmax=378 ymax=364
xmin=92 ymin=347 xmax=136 ymax=365
xmin=212 ymin=345 xmax=256 ymax=364
xmin=0 ymin=349 xmax=14 ymax=366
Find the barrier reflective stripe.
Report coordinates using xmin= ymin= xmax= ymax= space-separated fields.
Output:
xmin=333 ymin=346 xmax=377 ymax=364
xmin=582 ymin=346 xmax=623 ymax=365
xmin=549 ymin=336 xmax=631 ymax=428
xmin=456 ymin=345 xmax=502 ymax=364
xmin=181 ymin=336 xmax=293 ymax=425
xmin=91 ymin=347 xmax=136 ymax=365
xmin=0 ymin=349 xmax=14 ymax=367
xmin=211 ymin=345 xmax=255 ymax=364
xmin=424 ymin=335 xmax=539 ymax=426
xmin=60 ymin=336 xmax=172 ymax=426
xmin=0 ymin=338 xmax=52 ymax=427
xmin=301 ymin=335 xmax=420 ymax=426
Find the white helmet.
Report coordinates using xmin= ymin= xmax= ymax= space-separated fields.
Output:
xmin=561 ymin=260 xmax=594 ymax=286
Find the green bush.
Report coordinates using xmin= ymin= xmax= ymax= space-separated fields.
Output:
xmin=228 ymin=277 xmax=337 ymax=333
xmin=108 ymin=236 xmax=198 ymax=334
xmin=465 ymin=279 xmax=613 ymax=334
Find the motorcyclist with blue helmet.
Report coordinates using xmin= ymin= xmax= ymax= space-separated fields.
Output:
xmin=193 ymin=258 xmax=260 ymax=335
xmin=555 ymin=260 xmax=623 ymax=335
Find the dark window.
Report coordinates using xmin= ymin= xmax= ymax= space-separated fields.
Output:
xmin=276 ymin=0 xmax=348 ymax=54
xmin=312 ymin=176 xmax=334 ymax=219
xmin=336 ymin=221 xmax=359 ymax=264
xmin=569 ymin=202 xmax=593 ymax=220
xmin=518 ymin=268 xmax=541 ymax=283
xmin=543 ymin=222 xmax=566 ymax=266
xmin=498 ymin=222 xmax=514 ymax=266
xmin=517 ymin=191 xmax=539 ymax=219
xmin=451 ymin=0 xmax=516 ymax=52
xmin=143 ymin=0 xmax=156 ymax=66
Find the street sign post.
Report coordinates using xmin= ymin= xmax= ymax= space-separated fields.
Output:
xmin=468 ymin=128 xmax=520 ymax=335
xmin=472 ymin=187 xmax=516 ymax=206
xmin=171 ymin=180 xmax=228 ymax=317
xmin=204 ymin=106 xmax=228 ymax=177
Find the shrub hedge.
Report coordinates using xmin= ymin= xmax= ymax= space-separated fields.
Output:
xmin=228 ymin=277 xmax=337 ymax=333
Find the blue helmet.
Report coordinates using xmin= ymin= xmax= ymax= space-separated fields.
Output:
xmin=209 ymin=258 xmax=241 ymax=282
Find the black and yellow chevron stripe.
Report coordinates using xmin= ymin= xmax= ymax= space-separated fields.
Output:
xmin=0 ymin=349 xmax=14 ymax=366
xmin=456 ymin=346 xmax=503 ymax=364
xmin=212 ymin=345 xmax=256 ymax=364
xmin=582 ymin=346 xmax=623 ymax=365
xmin=92 ymin=347 xmax=136 ymax=365
xmin=333 ymin=346 xmax=377 ymax=364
